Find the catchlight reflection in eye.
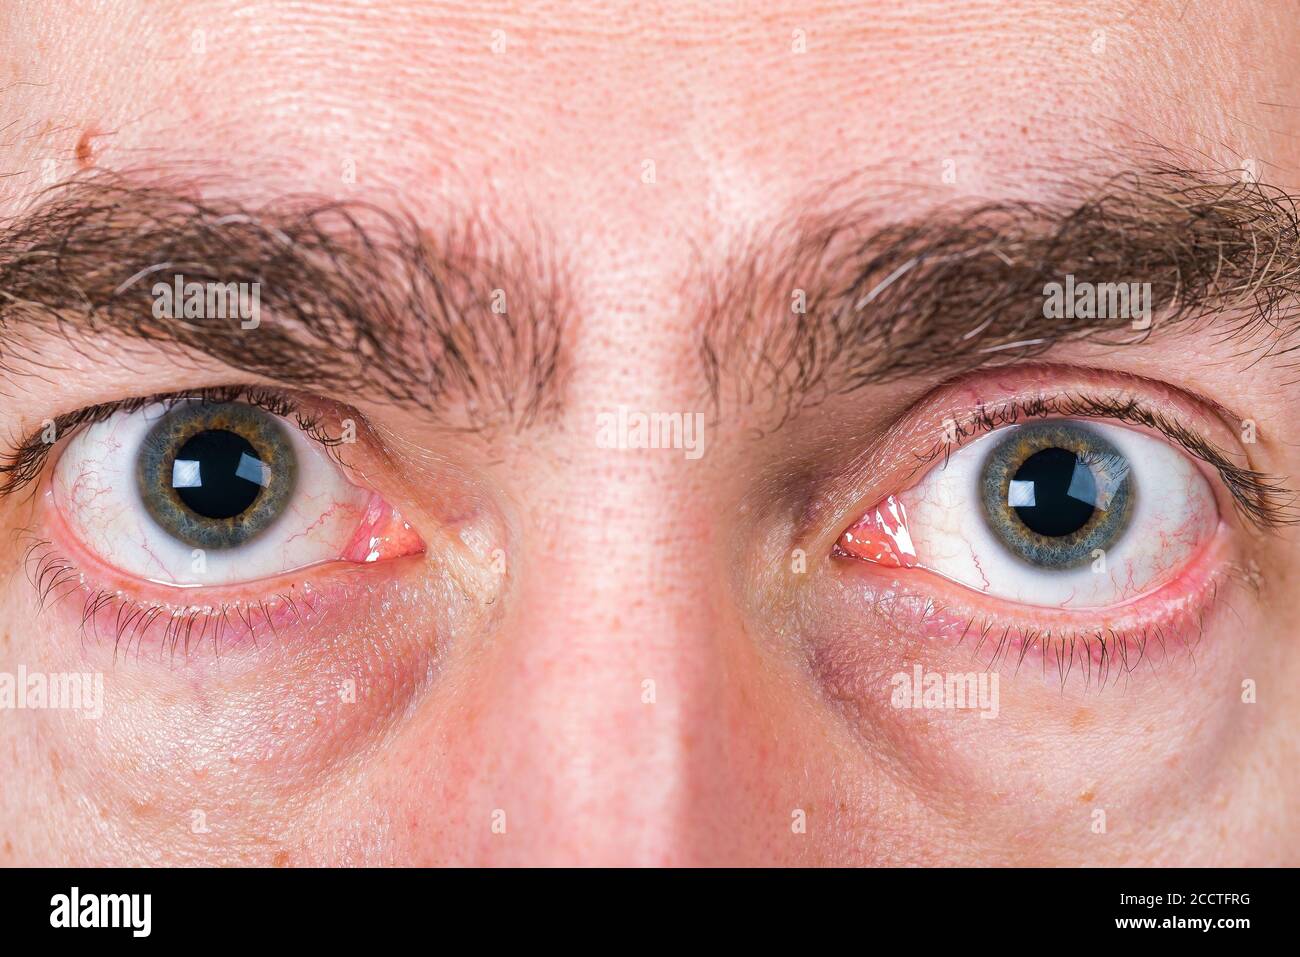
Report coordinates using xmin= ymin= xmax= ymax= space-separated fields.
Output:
xmin=837 ymin=419 xmax=1218 ymax=608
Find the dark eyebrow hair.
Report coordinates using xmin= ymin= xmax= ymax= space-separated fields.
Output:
xmin=701 ymin=164 xmax=1300 ymax=419
xmin=0 ymin=171 xmax=568 ymax=429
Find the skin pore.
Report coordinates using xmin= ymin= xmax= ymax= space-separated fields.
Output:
xmin=0 ymin=0 xmax=1297 ymax=865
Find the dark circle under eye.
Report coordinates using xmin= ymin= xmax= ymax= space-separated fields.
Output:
xmin=136 ymin=401 xmax=297 ymax=550
xmin=979 ymin=421 xmax=1134 ymax=569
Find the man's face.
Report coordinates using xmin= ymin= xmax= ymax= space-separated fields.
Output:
xmin=0 ymin=0 xmax=1296 ymax=865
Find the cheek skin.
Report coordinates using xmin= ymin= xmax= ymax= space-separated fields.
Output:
xmin=8 ymin=563 xmax=497 ymax=866
xmin=781 ymin=565 xmax=1268 ymax=864
xmin=0 ymin=470 xmax=506 ymax=865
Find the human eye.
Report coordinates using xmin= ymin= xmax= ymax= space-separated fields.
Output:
xmin=828 ymin=369 xmax=1292 ymax=679
xmin=15 ymin=386 xmax=425 ymax=654
xmin=837 ymin=418 xmax=1215 ymax=608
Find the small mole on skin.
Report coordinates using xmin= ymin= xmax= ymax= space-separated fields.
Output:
xmin=1079 ymin=789 xmax=1095 ymax=803
xmin=75 ymin=129 xmax=103 ymax=169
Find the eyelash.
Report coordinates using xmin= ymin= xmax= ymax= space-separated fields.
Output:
xmin=825 ymin=386 xmax=1283 ymax=686
xmin=6 ymin=386 xmax=364 ymax=660
xmin=22 ymin=531 xmax=317 ymax=661
xmin=861 ymin=571 xmax=1252 ymax=688
xmin=9 ymin=383 xmax=1287 ymax=668
xmin=910 ymin=391 xmax=1296 ymax=530
xmin=0 ymin=384 xmax=352 ymax=498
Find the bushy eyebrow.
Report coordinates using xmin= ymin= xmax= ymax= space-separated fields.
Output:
xmin=7 ymin=165 xmax=1300 ymax=438
xmin=701 ymin=164 xmax=1300 ymax=420
xmin=0 ymin=171 xmax=569 ymax=430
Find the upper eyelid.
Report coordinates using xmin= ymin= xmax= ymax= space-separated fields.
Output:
xmin=910 ymin=393 xmax=1297 ymax=531
xmin=0 ymin=385 xmax=354 ymax=498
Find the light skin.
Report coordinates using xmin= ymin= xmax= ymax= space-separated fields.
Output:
xmin=0 ymin=0 xmax=1297 ymax=866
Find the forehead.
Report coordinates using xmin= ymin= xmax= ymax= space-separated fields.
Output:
xmin=2 ymin=2 xmax=1295 ymax=250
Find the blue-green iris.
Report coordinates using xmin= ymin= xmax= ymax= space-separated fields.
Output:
xmin=979 ymin=421 xmax=1134 ymax=569
xmin=135 ymin=401 xmax=297 ymax=550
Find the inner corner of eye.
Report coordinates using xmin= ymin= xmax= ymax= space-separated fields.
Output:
xmin=52 ymin=397 xmax=425 ymax=587
xmin=834 ymin=493 xmax=919 ymax=569
xmin=338 ymin=491 xmax=426 ymax=565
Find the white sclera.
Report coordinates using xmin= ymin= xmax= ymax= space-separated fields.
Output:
xmin=900 ymin=421 xmax=1218 ymax=608
xmin=53 ymin=403 xmax=372 ymax=587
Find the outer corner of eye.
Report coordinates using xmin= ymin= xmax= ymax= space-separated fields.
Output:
xmin=833 ymin=417 xmax=1219 ymax=609
xmin=49 ymin=396 xmax=425 ymax=588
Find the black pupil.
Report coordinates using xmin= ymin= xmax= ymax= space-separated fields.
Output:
xmin=172 ymin=429 xmax=265 ymax=520
xmin=1010 ymin=446 xmax=1097 ymax=537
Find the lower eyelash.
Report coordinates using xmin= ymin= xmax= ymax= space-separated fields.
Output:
xmin=23 ymin=535 xmax=319 ymax=661
xmin=849 ymin=557 xmax=1257 ymax=690
xmin=950 ymin=610 xmax=1205 ymax=688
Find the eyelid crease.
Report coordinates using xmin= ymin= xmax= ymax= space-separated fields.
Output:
xmin=0 ymin=385 xmax=358 ymax=498
xmin=912 ymin=391 xmax=1297 ymax=531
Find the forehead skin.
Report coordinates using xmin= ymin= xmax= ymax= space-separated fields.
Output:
xmin=0 ymin=1 xmax=1298 ymax=866
xmin=4 ymin=2 xmax=1296 ymax=255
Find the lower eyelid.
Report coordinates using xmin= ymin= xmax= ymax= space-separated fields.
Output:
xmin=830 ymin=518 xmax=1243 ymax=681
xmin=22 ymin=531 xmax=424 ymax=662
xmin=25 ymin=474 xmax=426 ymax=660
